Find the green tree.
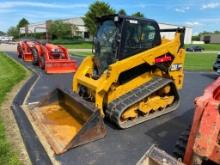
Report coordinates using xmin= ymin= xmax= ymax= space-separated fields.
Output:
xmin=214 ymin=30 xmax=220 ymax=34
xmin=7 ymin=26 xmax=19 ymax=38
xmin=200 ymin=31 xmax=211 ymax=35
xmin=132 ymin=12 xmax=144 ymax=18
xmin=192 ymin=35 xmax=200 ymax=41
xmin=17 ymin=18 xmax=29 ymax=28
xmin=0 ymin=31 xmax=5 ymax=35
xmin=118 ymin=9 xmax=126 ymax=15
xmin=48 ymin=20 xmax=72 ymax=39
xmin=83 ymin=1 xmax=115 ymax=35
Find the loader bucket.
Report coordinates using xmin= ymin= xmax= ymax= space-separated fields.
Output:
xmin=137 ymin=145 xmax=184 ymax=165
xmin=30 ymin=88 xmax=106 ymax=154
xmin=23 ymin=53 xmax=33 ymax=62
xmin=45 ymin=60 xmax=77 ymax=74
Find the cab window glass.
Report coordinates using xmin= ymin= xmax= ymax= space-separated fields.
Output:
xmin=122 ymin=20 xmax=157 ymax=58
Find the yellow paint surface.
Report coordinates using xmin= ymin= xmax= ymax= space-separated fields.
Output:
xmin=39 ymin=104 xmax=83 ymax=148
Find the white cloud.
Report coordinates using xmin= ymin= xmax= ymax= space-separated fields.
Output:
xmin=0 ymin=1 xmax=88 ymax=9
xmin=175 ymin=6 xmax=190 ymax=13
xmin=0 ymin=9 xmax=15 ymax=13
xmin=137 ymin=4 xmax=147 ymax=8
xmin=199 ymin=18 xmax=220 ymax=22
xmin=201 ymin=2 xmax=220 ymax=9
xmin=185 ymin=21 xmax=203 ymax=26
xmin=175 ymin=8 xmax=185 ymax=13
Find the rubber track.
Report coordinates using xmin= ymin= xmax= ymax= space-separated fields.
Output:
xmin=173 ymin=127 xmax=190 ymax=160
xmin=106 ymin=77 xmax=180 ymax=128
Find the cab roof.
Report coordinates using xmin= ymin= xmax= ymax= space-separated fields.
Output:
xmin=95 ymin=14 xmax=158 ymax=25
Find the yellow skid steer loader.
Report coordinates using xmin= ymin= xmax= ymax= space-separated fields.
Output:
xmin=31 ymin=15 xmax=185 ymax=154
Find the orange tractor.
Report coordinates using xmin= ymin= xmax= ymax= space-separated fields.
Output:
xmin=174 ymin=77 xmax=220 ymax=165
xmin=17 ymin=40 xmax=77 ymax=74
xmin=17 ymin=40 xmax=38 ymax=62
xmin=138 ymin=77 xmax=220 ymax=165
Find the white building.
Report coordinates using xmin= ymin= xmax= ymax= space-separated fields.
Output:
xmin=62 ymin=17 xmax=89 ymax=39
xmin=20 ymin=17 xmax=91 ymax=40
xmin=159 ymin=22 xmax=192 ymax=44
xmin=20 ymin=22 xmax=46 ymax=34
xmin=20 ymin=17 xmax=192 ymax=43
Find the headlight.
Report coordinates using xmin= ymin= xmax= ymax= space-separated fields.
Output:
xmin=51 ymin=48 xmax=60 ymax=52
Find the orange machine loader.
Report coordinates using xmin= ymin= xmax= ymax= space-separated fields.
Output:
xmin=17 ymin=41 xmax=77 ymax=74
xmin=32 ymin=43 xmax=77 ymax=74
xmin=174 ymin=77 xmax=220 ymax=165
xmin=137 ymin=77 xmax=220 ymax=165
xmin=17 ymin=40 xmax=40 ymax=62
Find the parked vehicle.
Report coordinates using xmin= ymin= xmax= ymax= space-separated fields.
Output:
xmin=186 ymin=45 xmax=205 ymax=52
xmin=17 ymin=40 xmax=77 ymax=73
xmin=0 ymin=36 xmax=13 ymax=43
xmin=138 ymin=77 xmax=220 ymax=165
xmin=17 ymin=40 xmax=38 ymax=62
xmin=174 ymin=77 xmax=220 ymax=164
xmin=213 ymin=53 xmax=220 ymax=73
xmin=29 ymin=15 xmax=186 ymax=154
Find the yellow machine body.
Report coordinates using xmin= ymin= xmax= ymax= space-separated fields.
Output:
xmin=31 ymin=15 xmax=185 ymax=154
xmin=73 ymin=32 xmax=185 ymax=117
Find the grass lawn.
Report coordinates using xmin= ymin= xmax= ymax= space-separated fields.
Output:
xmin=70 ymin=49 xmax=217 ymax=71
xmin=63 ymin=42 xmax=92 ymax=49
xmin=185 ymin=52 xmax=217 ymax=71
xmin=70 ymin=51 xmax=93 ymax=57
xmin=185 ymin=44 xmax=220 ymax=51
xmin=0 ymin=53 xmax=27 ymax=165
xmin=63 ymin=42 xmax=220 ymax=51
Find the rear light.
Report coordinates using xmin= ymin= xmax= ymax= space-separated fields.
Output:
xmin=155 ymin=56 xmax=172 ymax=63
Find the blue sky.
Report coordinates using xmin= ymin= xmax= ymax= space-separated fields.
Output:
xmin=1 ymin=0 xmax=220 ymax=35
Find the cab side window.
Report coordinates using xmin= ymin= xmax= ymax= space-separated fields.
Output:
xmin=141 ymin=24 xmax=156 ymax=48
xmin=121 ymin=20 xmax=160 ymax=59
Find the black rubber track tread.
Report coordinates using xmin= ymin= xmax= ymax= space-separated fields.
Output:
xmin=106 ymin=77 xmax=180 ymax=128
xmin=173 ymin=126 xmax=190 ymax=160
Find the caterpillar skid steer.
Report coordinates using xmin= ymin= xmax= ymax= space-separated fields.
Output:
xmin=31 ymin=15 xmax=185 ymax=154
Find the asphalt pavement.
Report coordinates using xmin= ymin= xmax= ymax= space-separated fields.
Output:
xmin=6 ymin=51 xmax=219 ymax=165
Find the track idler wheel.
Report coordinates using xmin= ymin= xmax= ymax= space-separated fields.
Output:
xmin=121 ymin=85 xmax=174 ymax=121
